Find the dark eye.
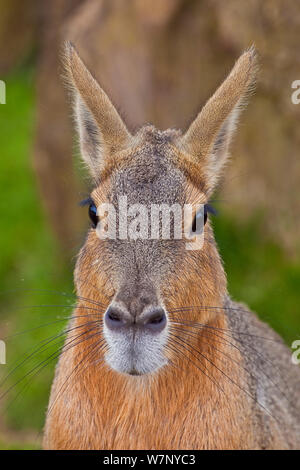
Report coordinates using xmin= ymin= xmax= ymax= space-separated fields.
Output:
xmin=192 ymin=206 xmax=207 ymax=233
xmin=192 ymin=204 xmax=216 ymax=232
xmin=88 ymin=202 xmax=98 ymax=228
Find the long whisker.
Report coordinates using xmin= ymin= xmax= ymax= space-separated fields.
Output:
xmin=171 ymin=314 xmax=282 ymax=344
xmin=173 ymin=318 xmax=294 ymax=412
xmin=46 ymin=338 xmax=106 ymax=419
xmin=0 ymin=319 xmax=103 ymax=390
xmin=3 ymin=306 xmax=105 ymax=341
xmin=1 ymin=328 xmax=102 ymax=417
xmin=172 ymin=318 xmax=293 ymax=406
xmin=76 ymin=276 xmax=111 ymax=307
xmin=169 ymin=330 xmax=277 ymax=421
xmin=0 ymin=286 xmax=108 ymax=310
xmin=172 ymin=317 xmax=288 ymax=382
xmin=170 ymin=325 xmax=247 ymax=372
xmin=167 ymin=337 xmax=234 ymax=415
xmin=170 ymin=326 xmax=255 ymax=401
xmin=32 ymin=336 xmax=106 ymax=448
xmin=0 ymin=322 xmax=102 ymax=401
xmin=168 ymin=333 xmax=227 ymax=396
xmin=169 ymin=304 xmax=256 ymax=316
xmin=170 ymin=324 xmax=290 ymax=406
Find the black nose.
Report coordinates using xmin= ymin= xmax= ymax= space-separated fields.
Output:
xmin=105 ymin=306 xmax=126 ymax=330
xmin=105 ymin=306 xmax=167 ymax=334
xmin=142 ymin=308 xmax=167 ymax=333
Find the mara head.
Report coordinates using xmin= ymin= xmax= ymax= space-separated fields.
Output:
xmin=64 ymin=42 xmax=257 ymax=377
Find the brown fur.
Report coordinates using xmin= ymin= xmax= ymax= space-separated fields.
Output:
xmin=44 ymin=221 xmax=255 ymax=449
xmin=43 ymin=44 xmax=300 ymax=449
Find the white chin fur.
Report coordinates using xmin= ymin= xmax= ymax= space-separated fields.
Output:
xmin=103 ymin=326 xmax=168 ymax=375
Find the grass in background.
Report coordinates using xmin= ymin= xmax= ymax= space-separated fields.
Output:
xmin=0 ymin=67 xmax=299 ymax=450
xmin=214 ymin=213 xmax=300 ymax=344
xmin=0 ymin=67 xmax=74 ymax=448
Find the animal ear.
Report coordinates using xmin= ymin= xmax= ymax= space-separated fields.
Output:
xmin=181 ymin=47 xmax=258 ymax=193
xmin=63 ymin=41 xmax=131 ymax=178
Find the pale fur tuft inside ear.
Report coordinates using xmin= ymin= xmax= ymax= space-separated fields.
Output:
xmin=75 ymin=96 xmax=103 ymax=177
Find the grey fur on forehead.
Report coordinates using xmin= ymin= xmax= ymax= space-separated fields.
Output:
xmin=136 ymin=124 xmax=182 ymax=143
xmin=101 ymin=126 xmax=187 ymax=288
xmin=111 ymin=125 xmax=185 ymax=207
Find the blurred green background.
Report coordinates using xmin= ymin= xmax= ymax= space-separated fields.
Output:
xmin=0 ymin=0 xmax=300 ymax=449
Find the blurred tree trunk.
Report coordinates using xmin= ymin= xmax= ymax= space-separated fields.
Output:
xmin=34 ymin=0 xmax=84 ymax=254
xmin=0 ymin=0 xmax=37 ymax=75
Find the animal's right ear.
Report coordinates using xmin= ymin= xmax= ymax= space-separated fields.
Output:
xmin=63 ymin=42 xmax=131 ymax=178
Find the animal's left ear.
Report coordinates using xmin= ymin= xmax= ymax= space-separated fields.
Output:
xmin=180 ymin=47 xmax=258 ymax=193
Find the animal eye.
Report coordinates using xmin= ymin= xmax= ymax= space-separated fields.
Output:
xmin=88 ymin=202 xmax=98 ymax=228
xmin=192 ymin=204 xmax=216 ymax=232
xmin=79 ymin=197 xmax=99 ymax=228
xmin=191 ymin=208 xmax=206 ymax=234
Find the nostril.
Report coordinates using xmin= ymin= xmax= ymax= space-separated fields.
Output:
xmin=105 ymin=307 xmax=125 ymax=330
xmin=144 ymin=309 xmax=167 ymax=333
xmin=108 ymin=311 xmax=121 ymax=322
xmin=149 ymin=314 xmax=164 ymax=324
